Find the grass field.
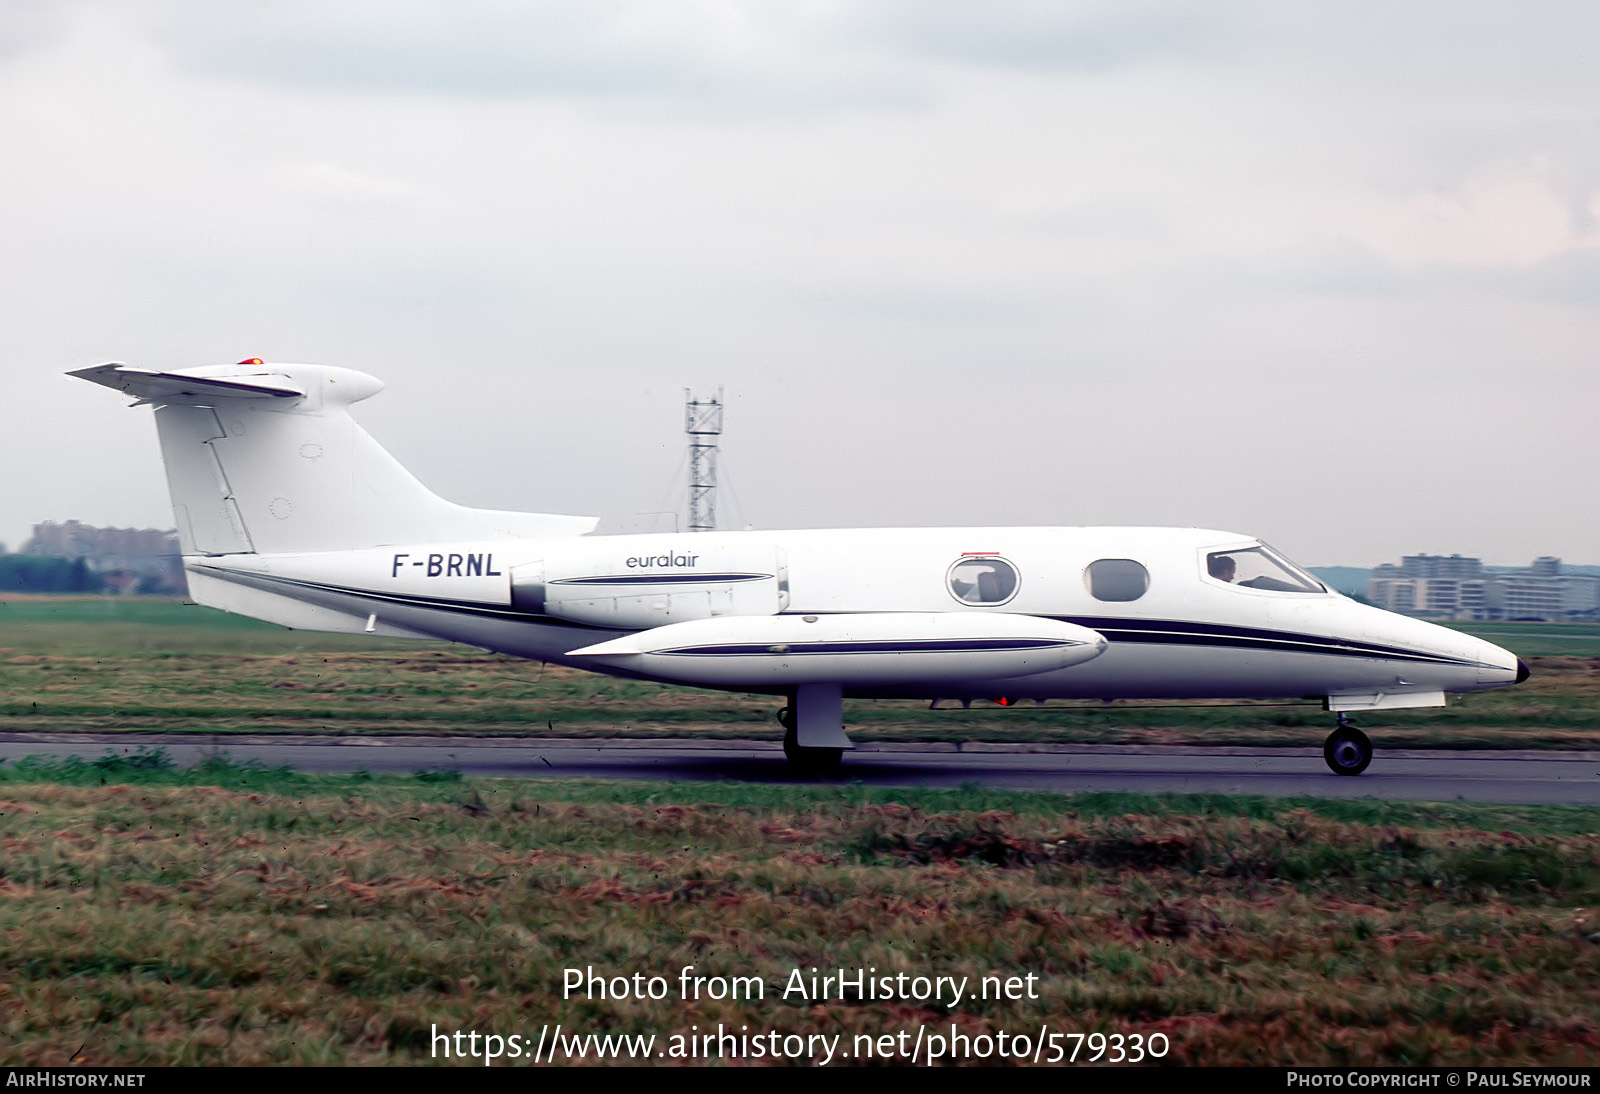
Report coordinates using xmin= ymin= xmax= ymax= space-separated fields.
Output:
xmin=1 ymin=598 xmax=1596 ymax=750
xmin=1439 ymin=621 xmax=1600 ymax=659
xmin=0 ymin=752 xmax=1594 ymax=1066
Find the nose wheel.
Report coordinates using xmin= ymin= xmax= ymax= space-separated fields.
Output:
xmin=1323 ymin=716 xmax=1372 ymax=776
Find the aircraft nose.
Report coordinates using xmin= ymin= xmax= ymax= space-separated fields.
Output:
xmin=1464 ymin=634 xmax=1524 ymax=690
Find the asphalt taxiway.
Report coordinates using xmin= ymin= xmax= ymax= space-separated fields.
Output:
xmin=0 ymin=735 xmax=1594 ymax=806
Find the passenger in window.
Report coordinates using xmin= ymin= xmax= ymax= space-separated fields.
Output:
xmin=949 ymin=558 xmax=1018 ymax=604
xmin=1208 ymin=555 xmax=1237 ymax=583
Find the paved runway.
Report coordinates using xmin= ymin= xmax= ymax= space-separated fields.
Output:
xmin=0 ymin=734 xmax=1595 ymax=806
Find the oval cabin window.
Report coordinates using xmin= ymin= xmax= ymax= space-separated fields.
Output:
xmin=948 ymin=556 xmax=1019 ymax=606
xmin=1086 ymin=558 xmax=1149 ymax=602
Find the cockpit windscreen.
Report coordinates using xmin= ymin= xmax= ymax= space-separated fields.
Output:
xmin=1206 ymin=545 xmax=1325 ymax=594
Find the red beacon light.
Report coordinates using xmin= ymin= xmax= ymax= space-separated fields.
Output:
xmin=237 ymin=358 xmax=264 ymax=365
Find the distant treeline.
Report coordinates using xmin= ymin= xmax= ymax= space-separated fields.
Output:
xmin=0 ymin=555 xmax=97 ymax=594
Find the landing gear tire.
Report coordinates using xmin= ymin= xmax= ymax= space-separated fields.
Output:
xmin=1323 ymin=725 xmax=1373 ymax=776
xmin=777 ymin=707 xmax=843 ymax=772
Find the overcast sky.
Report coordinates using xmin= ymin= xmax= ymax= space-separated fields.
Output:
xmin=4 ymin=1 xmax=1598 ymax=567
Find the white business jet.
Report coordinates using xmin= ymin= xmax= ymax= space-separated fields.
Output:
xmin=73 ymin=360 xmax=1528 ymax=776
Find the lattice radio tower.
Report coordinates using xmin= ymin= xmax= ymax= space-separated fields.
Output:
xmin=685 ymin=388 xmax=723 ymax=533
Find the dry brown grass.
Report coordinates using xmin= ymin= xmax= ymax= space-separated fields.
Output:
xmin=0 ymin=773 xmax=1594 ymax=1066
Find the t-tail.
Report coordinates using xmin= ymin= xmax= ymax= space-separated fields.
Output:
xmin=71 ymin=360 xmax=595 ymax=625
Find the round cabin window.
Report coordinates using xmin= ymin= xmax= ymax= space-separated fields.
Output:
xmin=948 ymin=556 xmax=1019 ymax=606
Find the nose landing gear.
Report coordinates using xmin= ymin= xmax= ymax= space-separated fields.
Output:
xmin=1323 ymin=714 xmax=1372 ymax=776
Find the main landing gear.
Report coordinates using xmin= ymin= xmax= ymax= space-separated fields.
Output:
xmin=777 ymin=707 xmax=842 ymax=771
xmin=775 ymin=684 xmax=852 ymax=772
xmin=1323 ymin=714 xmax=1372 ymax=776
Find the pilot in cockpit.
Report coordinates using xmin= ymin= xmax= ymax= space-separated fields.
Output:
xmin=1208 ymin=547 xmax=1323 ymax=592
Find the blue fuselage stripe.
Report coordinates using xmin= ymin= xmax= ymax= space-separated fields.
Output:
xmin=1051 ymin=615 xmax=1480 ymax=667
xmin=202 ymin=571 xmax=1486 ymax=668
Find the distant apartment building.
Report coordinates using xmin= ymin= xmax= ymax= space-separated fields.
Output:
xmin=21 ymin=520 xmax=185 ymax=595
xmin=1368 ymin=554 xmax=1600 ymax=622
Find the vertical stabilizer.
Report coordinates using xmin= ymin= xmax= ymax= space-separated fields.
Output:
xmin=71 ymin=361 xmax=596 ymax=554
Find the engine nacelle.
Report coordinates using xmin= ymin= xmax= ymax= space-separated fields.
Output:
xmin=512 ymin=541 xmax=788 ymax=629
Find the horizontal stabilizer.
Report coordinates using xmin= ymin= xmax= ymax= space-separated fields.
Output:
xmin=69 ymin=364 xmax=304 ymax=403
